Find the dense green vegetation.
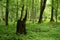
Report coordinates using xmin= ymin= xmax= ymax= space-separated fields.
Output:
xmin=0 ymin=0 xmax=60 ymax=40
xmin=0 ymin=22 xmax=60 ymax=40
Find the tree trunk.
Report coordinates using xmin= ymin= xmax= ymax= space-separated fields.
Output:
xmin=38 ymin=0 xmax=47 ymax=23
xmin=16 ymin=5 xmax=27 ymax=34
xmin=50 ymin=0 xmax=54 ymax=22
xmin=5 ymin=0 xmax=9 ymax=26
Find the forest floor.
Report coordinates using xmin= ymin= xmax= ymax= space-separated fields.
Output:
xmin=0 ymin=22 xmax=60 ymax=40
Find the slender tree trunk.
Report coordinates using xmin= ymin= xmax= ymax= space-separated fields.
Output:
xmin=50 ymin=0 xmax=54 ymax=22
xmin=38 ymin=0 xmax=47 ymax=23
xmin=20 ymin=5 xmax=24 ymax=19
xmin=5 ymin=0 xmax=9 ymax=26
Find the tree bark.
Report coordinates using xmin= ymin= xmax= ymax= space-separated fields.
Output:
xmin=50 ymin=0 xmax=54 ymax=22
xmin=5 ymin=0 xmax=9 ymax=26
xmin=38 ymin=0 xmax=47 ymax=23
xmin=16 ymin=5 xmax=27 ymax=34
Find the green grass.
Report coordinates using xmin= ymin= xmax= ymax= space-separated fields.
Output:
xmin=0 ymin=22 xmax=60 ymax=40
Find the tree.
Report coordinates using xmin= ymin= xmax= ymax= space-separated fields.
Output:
xmin=50 ymin=0 xmax=54 ymax=22
xmin=5 ymin=0 xmax=9 ymax=25
xmin=38 ymin=0 xmax=47 ymax=23
xmin=16 ymin=7 xmax=27 ymax=34
xmin=16 ymin=0 xmax=28 ymax=34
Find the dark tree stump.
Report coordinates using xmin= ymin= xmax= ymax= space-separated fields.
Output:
xmin=16 ymin=19 xmax=26 ymax=34
xmin=16 ymin=9 xmax=27 ymax=34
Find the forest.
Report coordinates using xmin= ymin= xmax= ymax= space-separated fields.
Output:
xmin=0 ymin=0 xmax=60 ymax=40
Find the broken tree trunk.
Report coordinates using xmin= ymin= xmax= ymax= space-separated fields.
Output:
xmin=16 ymin=8 xmax=27 ymax=34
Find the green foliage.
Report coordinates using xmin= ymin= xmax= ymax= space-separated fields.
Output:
xmin=0 ymin=23 xmax=60 ymax=40
xmin=0 ymin=0 xmax=60 ymax=22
